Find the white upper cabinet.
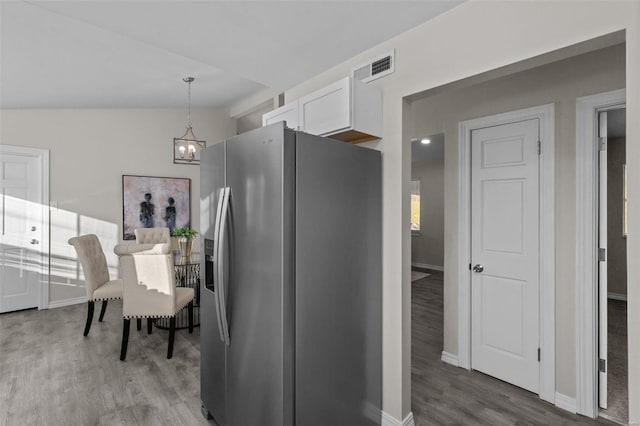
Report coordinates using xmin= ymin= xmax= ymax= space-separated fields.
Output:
xmin=262 ymin=102 xmax=300 ymax=130
xmin=299 ymin=77 xmax=351 ymax=137
xmin=300 ymin=76 xmax=382 ymax=143
xmin=262 ymin=76 xmax=382 ymax=144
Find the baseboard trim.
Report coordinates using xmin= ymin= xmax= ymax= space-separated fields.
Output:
xmin=381 ymin=411 xmax=415 ymax=426
xmin=555 ymin=392 xmax=577 ymax=414
xmin=412 ymin=262 xmax=444 ymax=272
xmin=47 ymin=296 xmax=88 ymax=309
xmin=608 ymin=292 xmax=627 ymax=301
xmin=441 ymin=351 xmax=459 ymax=367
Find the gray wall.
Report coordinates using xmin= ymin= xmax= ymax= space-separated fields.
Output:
xmin=0 ymin=108 xmax=237 ymax=304
xmin=411 ymin=159 xmax=444 ymax=269
xmin=608 ymin=136 xmax=627 ymax=296
xmin=262 ymin=2 xmax=640 ymax=419
xmin=408 ymin=43 xmax=625 ymax=397
xmin=236 ymin=103 xmax=273 ymax=135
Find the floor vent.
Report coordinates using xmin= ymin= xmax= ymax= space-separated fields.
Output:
xmin=351 ymin=49 xmax=395 ymax=83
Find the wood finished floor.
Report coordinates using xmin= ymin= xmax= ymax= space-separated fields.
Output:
xmin=411 ymin=270 xmax=614 ymax=426
xmin=603 ymin=299 xmax=628 ymax=423
xmin=0 ymin=276 xmax=621 ymax=426
xmin=0 ymin=300 xmax=213 ymax=426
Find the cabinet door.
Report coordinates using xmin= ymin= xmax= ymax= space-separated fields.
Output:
xmin=263 ymin=102 xmax=299 ymax=130
xmin=299 ymin=77 xmax=350 ymax=136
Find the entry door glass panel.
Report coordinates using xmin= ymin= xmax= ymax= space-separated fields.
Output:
xmin=470 ymin=118 xmax=540 ymax=393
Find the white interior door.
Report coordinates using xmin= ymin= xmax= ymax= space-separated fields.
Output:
xmin=598 ymin=111 xmax=608 ymax=409
xmin=0 ymin=147 xmax=46 ymax=313
xmin=470 ymin=118 xmax=540 ymax=393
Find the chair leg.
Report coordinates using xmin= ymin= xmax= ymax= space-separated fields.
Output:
xmin=167 ymin=317 xmax=176 ymax=359
xmin=136 ymin=318 xmax=142 ymax=331
xmin=98 ymin=300 xmax=108 ymax=322
xmin=188 ymin=301 xmax=194 ymax=334
xmin=147 ymin=318 xmax=153 ymax=334
xmin=120 ymin=319 xmax=131 ymax=361
xmin=83 ymin=301 xmax=95 ymax=336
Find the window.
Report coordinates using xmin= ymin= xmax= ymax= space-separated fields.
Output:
xmin=411 ymin=180 xmax=420 ymax=233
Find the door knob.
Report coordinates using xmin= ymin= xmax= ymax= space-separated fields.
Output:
xmin=30 ymin=239 xmax=39 ymax=245
xmin=472 ymin=264 xmax=484 ymax=273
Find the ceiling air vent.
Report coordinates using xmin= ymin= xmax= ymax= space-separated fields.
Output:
xmin=351 ymin=49 xmax=395 ymax=83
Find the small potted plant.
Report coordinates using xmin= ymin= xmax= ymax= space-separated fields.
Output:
xmin=173 ymin=227 xmax=198 ymax=260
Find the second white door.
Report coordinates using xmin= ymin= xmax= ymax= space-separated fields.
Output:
xmin=0 ymin=147 xmax=46 ymax=313
xmin=470 ymin=118 xmax=540 ymax=393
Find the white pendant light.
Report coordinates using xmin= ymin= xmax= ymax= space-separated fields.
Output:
xmin=174 ymin=77 xmax=206 ymax=165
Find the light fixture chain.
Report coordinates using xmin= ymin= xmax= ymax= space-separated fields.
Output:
xmin=187 ymin=78 xmax=192 ymax=127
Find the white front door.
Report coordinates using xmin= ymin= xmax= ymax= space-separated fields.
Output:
xmin=0 ymin=147 xmax=47 ymax=313
xmin=470 ymin=118 xmax=540 ymax=393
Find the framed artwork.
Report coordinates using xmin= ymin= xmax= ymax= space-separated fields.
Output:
xmin=122 ymin=175 xmax=190 ymax=240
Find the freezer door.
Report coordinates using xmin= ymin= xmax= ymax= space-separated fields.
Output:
xmin=295 ymin=133 xmax=382 ymax=425
xmin=224 ymin=124 xmax=295 ymax=426
xmin=200 ymin=141 xmax=227 ymax=424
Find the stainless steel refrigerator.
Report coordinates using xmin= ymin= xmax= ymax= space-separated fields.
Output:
xmin=200 ymin=123 xmax=381 ymax=426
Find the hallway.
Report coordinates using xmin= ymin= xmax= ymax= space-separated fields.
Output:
xmin=411 ymin=270 xmax=613 ymax=425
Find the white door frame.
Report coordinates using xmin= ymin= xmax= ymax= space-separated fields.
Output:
xmin=575 ymin=89 xmax=626 ymax=418
xmin=457 ymin=103 xmax=556 ymax=404
xmin=0 ymin=145 xmax=50 ymax=310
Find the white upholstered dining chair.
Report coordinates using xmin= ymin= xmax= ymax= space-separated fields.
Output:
xmin=114 ymin=242 xmax=194 ymax=360
xmin=130 ymin=227 xmax=173 ymax=333
xmin=68 ymin=234 xmax=123 ymax=336
xmin=134 ymin=227 xmax=172 ymax=244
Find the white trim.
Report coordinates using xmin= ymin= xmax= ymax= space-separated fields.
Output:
xmin=381 ymin=411 xmax=414 ymax=426
xmin=441 ymin=351 xmax=458 ymax=367
xmin=0 ymin=145 xmax=50 ymax=310
xmin=47 ymin=295 xmax=87 ymax=309
xmin=608 ymin=292 xmax=627 ymax=301
xmin=555 ymin=392 xmax=577 ymax=414
xmin=411 ymin=262 xmax=444 ymax=272
xmin=457 ymin=103 xmax=556 ymax=404
xmin=457 ymin=114 xmax=472 ymax=370
xmin=575 ymin=89 xmax=626 ymax=418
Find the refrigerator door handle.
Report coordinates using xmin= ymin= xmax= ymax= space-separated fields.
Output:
xmin=217 ymin=187 xmax=231 ymax=346
xmin=212 ymin=187 xmax=226 ymax=343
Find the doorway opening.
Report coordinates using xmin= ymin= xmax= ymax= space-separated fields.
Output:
xmin=410 ymin=133 xmax=444 ymax=277
xmin=407 ymin=40 xmax=625 ymax=423
xmin=575 ymin=89 xmax=626 ymax=419
xmin=597 ymin=106 xmax=628 ymax=424
xmin=409 ymin=132 xmax=445 ymax=423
